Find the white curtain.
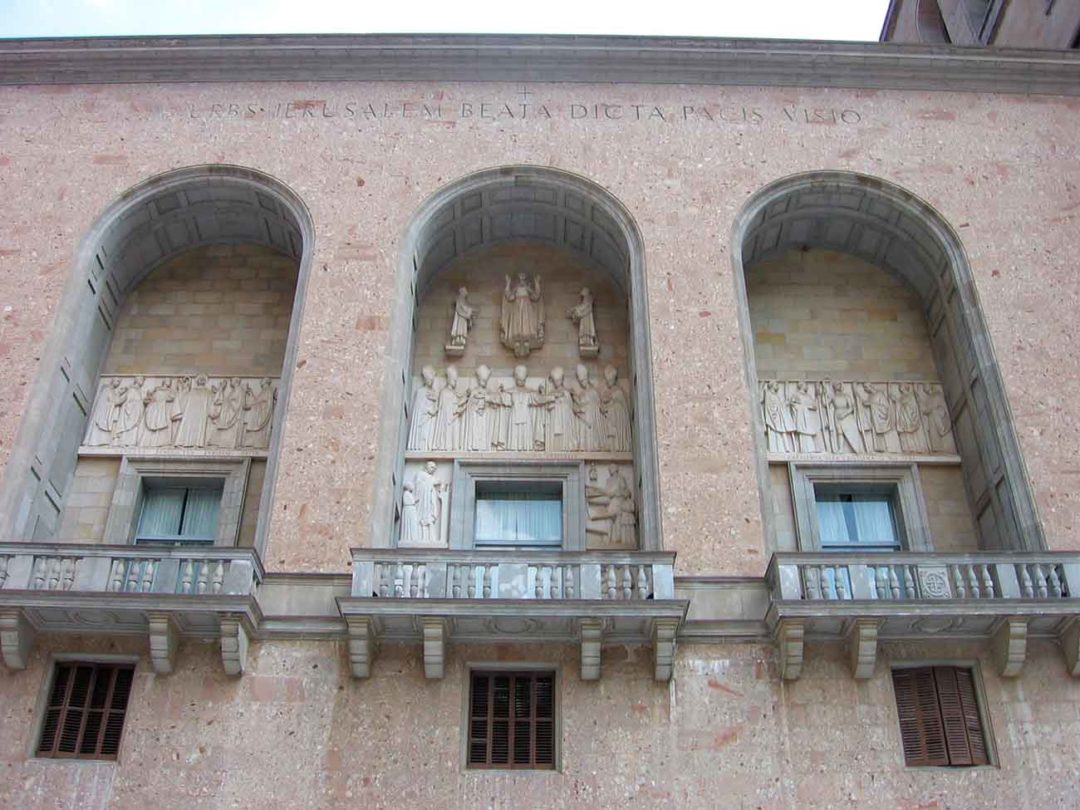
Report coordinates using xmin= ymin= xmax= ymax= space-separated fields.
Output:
xmin=136 ymin=486 xmax=220 ymax=543
xmin=816 ymin=495 xmax=897 ymax=548
xmin=180 ymin=489 xmax=221 ymax=541
xmin=137 ymin=488 xmax=185 ymax=539
xmin=476 ymin=495 xmax=561 ymax=546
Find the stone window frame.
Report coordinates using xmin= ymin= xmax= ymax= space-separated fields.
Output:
xmin=102 ymin=456 xmax=250 ymax=547
xmin=459 ymin=661 xmax=563 ymax=773
xmin=889 ymin=658 xmax=998 ymax=768
xmin=448 ymin=461 xmax=585 ymax=551
xmin=789 ymin=462 xmax=932 ymax=552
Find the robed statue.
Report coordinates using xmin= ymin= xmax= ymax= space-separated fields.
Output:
xmin=500 ymin=273 xmax=545 ymax=357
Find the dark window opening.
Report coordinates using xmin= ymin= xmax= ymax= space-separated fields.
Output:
xmin=468 ymin=670 xmax=555 ymax=769
xmin=38 ymin=662 xmax=135 ymax=761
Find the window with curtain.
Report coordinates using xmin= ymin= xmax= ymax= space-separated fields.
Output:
xmin=814 ymin=491 xmax=900 ymax=551
xmin=474 ymin=484 xmax=562 ymax=548
xmin=135 ymin=482 xmax=223 ymax=544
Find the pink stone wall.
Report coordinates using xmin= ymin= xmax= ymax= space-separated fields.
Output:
xmin=0 ymin=83 xmax=1078 ymax=572
xmin=2 ymin=638 xmax=1079 ymax=808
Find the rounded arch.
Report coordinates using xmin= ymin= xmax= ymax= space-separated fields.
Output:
xmin=731 ymin=170 xmax=1043 ymax=552
xmin=370 ymin=165 xmax=663 ymax=550
xmin=0 ymin=164 xmax=316 ymax=552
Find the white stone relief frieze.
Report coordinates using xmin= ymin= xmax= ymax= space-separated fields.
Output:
xmin=586 ymin=463 xmax=638 ymax=550
xmin=500 ymin=273 xmax=545 ymax=357
xmin=400 ymin=461 xmax=450 ymax=548
xmin=406 ymin=363 xmax=632 ymax=455
xmin=83 ymin=375 xmax=279 ymax=453
xmin=760 ymin=379 xmax=957 ymax=458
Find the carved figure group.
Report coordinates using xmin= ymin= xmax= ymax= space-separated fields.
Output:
xmin=85 ymin=375 xmax=279 ymax=451
xmin=400 ymin=460 xmax=450 ymax=547
xmin=586 ymin=464 xmax=637 ymax=547
xmin=760 ymin=379 xmax=956 ymax=457
xmin=407 ymin=364 xmax=632 ymax=453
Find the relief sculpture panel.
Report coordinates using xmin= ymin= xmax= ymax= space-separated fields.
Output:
xmin=83 ymin=375 xmax=279 ymax=453
xmin=759 ymin=379 xmax=956 ymax=459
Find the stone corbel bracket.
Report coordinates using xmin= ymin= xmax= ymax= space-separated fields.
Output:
xmin=991 ymin=616 xmax=1028 ymax=678
xmin=345 ymin=615 xmax=377 ymax=678
xmin=422 ymin=617 xmax=447 ymax=679
xmin=220 ymin=614 xmax=251 ymax=677
xmin=580 ymin=618 xmax=604 ymax=680
xmin=147 ymin=612 xmax=178 ymax=675
xmin=848 ymin=618 xmax=881 ymax=680
xmin=775 ymin=619 xmax=805 ymax=681
xmin=0 ymin=608 xmax=35 ymax=670
xmin=653 ymin=617 xmax=680 ymax=682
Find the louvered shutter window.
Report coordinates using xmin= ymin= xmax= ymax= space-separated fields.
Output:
xmin=38 ymin=662 xmax=135 ymax=760
xmin=892 ymin=666 xmax=989 ymax=767
xmin=468 ymin=671 xmax=555 ymax=769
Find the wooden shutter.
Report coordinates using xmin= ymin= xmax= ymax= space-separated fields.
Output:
xmin=38 ymin=662 xmax=134 ymax=761
xmin=892 ymin=666 xmax=988 ymax=767
xmin=468 ymin=671 xmax=555 ymax=769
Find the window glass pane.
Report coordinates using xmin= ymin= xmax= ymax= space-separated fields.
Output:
xmin=475 ymin=492 xmax=561 ymax=546
xmin=180 ymin=488 xmax=221 ymax=540
xmin=816 ymin=493 xmax=898 ymax=549
xmin=137 ymin=488 xmax=185 ymax=537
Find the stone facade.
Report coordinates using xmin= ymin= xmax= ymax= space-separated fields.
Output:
xmin=0 ymin=33 xmax=1079 ymax=809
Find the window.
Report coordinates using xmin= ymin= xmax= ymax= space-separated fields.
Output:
xmin=134 ymin=482 xmax=223 ymax=545
xmin=474 ymin=482 xmax=562 ymax=548
xmin=37 ymin=662 xmax=135 ymax=761
xmin=815 ymin=490 xmax=900 ymax=551
xmin=468 ymin=670 xmax=555 ymax=769
xmin=892 ymin=666 xmax=990 ymax=767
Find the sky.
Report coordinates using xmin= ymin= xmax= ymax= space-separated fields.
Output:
xmin=0 ymin=0 xmax=892 ymax=40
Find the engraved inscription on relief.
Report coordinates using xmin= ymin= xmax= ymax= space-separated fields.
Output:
xmin=407 ymin=364 xmax=632 ymax=454
xmin=760 ymin=379 xmax=956 ymax=457
xmin=83 ymin=375 xmax=279 ymax=452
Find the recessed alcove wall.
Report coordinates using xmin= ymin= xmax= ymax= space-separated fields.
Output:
xmin=53 ymin=243 xmax=298 ymax=545
xmin=747 ymin=247 xmax=978 ymax=554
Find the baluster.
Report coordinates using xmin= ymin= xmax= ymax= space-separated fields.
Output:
xmin=0 ymin=557 xmax=8 ymax=588
xmin=141 ymin=560 xmax=156 ymax=592
xmin=636 ymin=566 xmax=649 ymax=599
xmin=951 ymin=565 xmax=966 ymax=598
xmin=60 ymin=558 xmax=76 ymax=591
xmin=46 ymin=558 xmax=61 ymax=590
xmin=482 ymin=564 xmax=493 ymax=599
xmin=418 ymin=564 xmax=428 ymax=598
xmin=393 ymin=564 xmax=405 ymax=597
xmin=375 ymin=564 xmax=387 ymax=597
xmin=606 ymin=565 xmax=617 ymax=600
xmin=1018 ymin=564 xmax=1034 ymax=598
xmin=1035 ymin=564 xmax=1049 ymax=598
xmin=1048 ymin=566 xmax=1063 ymax=598
xmin=873 ymin=567 xmax=888 ymax=600
xmin=467 ymin=566 xmax=478 ymax=598
xmin=212 ymin=562 xmax=225 ymax=594
xmin=552 ymin=566 xmax=563 ymax=599
xmin=903 ymin=567 xmax=916 ymax=599
xmin=180 ymin=560 xmax=195 ymax=594
xmin=622 ymin=566 xmax=633 ymax=600
xmin=30 ymin=558 xmax=46 ymax=590
xmin=194 ymin=561 xmax=208 ymax=594
xmin=889 ymin=567 xmax=901 ymax=600
xmin=966 ymin=566 xmax=981 ymax=599
xmin=822 ymin=568 xmax=838 ymax=600
xmin=108 ymin=559 xmax=125 ymax=593
xmin=531 ymin=566 xmax=542 ymax=598
xmin=835 ymin=567 xmax=849 ymax=600
xmin=981 ymin=565 xmax=995 ymax=599
xmin=564 ymin=566 xmax=575 ymax=599
xmin=126 ymin=561 xmax=142 ymax=592
xmin=408 ymin=565 xmax=419 ymax=598
xmin=804 ymin=567 xmax=822 ymax=600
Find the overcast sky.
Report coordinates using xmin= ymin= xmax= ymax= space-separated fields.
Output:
xmin=0 ymin=0 xmax=891 ymax=40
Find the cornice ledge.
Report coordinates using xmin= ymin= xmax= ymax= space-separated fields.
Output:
xmin=0 ymin=35 xmax=1078 ymax=96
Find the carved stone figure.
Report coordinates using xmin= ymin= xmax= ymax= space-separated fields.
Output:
xmin=918 ymin=383 xmax=957 ymax=454
xmin=762 ymin=381 xmax=795 ymax=453
xmin=531 ymin=382 xmax=555 ymax=451
xmin=568 ymin=287 xmax=599 ymax=358
xmin=413 ymin=461 xmax=446 ymax=546
xmin=830 ymin=382 xmax=864 ymax=454
xmin=601 ymin=365 xmax=632 ymax=452
xmin=506 ymin=365 xmax=534 ymax=452
xmin=208 ymin=377 xmax=244 ymax=449
xmin=857 ymin=382 xmax=900 ymax=453
xmin=500 ymin=273 xmax=545 ymax=357
xmin=170 ymin=376 xmax=190 ymax=444
xmin=140 ymin=379 xmax=176 ymax=448
xmin=114 ymin=377 xmax=146 ymax=446
xmin=790 ymin=382 xmax=823 ymax=453
xmin=174 ymin=374 xmax=213 ymax=448
xmin=586 ymin=464 xmax=637 ymax=547
xmin=407 ymin=366 xmax=439 ymax=452
xmin=241 ymin=378 xmax=276 ymax=448
xmin=445 ymin=286 xmax=474 ymax=357
xmin=463 ymin=364 xmax=495 ymax=452
xmin=400 ymin=482 xmax=420 ymax=546
xmin=572 ymin=364 xmax=604 ymax=452
xmin=430 ymin=366 xmax=465 ymax=452
xmin=490 ymin=382 xmax=512 ymax=450
xmin=86 ymin=377 xmax=123 ymax=446
xmin=545 ymin=366 xmax=576 ymax=452
xmin=893 ymin=383 xmax=929 ymax=454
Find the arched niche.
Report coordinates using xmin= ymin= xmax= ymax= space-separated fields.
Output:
xmin=372 ymin=165 xmax=662 ymax=550
xmin=731 ymin=171 xmax=1044 ymax=553
xmin=0 ymin=165 xmax=315 ymax=552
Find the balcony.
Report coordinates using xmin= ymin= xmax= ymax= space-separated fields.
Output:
xmin=337 ymin=549 xmax=688 ymax=681
xmin=0 ymin=543 xmax=262 ymax=675
xmin=766 ymin=552 xmax=1080 ymax=681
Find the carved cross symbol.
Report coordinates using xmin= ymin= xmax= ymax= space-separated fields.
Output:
xmin=518 ymin=85 xmax=532 ymax=103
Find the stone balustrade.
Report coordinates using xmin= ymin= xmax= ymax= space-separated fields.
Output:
xmin=350 ymin=549 xmax=675 ymax=602
xmin=768 ymin=552 xmax=1078 ymax=603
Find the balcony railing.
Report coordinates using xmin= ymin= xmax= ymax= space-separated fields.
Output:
xmin=342 ymin=548 xmax=686 ymax=682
